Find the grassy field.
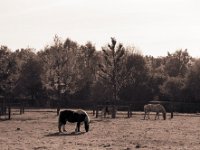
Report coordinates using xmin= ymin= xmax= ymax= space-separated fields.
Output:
xmin=0 ymin=109 xmax=200 ymax=150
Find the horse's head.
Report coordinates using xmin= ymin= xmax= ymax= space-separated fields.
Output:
xmin=163 ymin=112 xmax=166 ymax=120
xmin=84 ymin=121 xmax=89 ymax=132
xmin=84 ymin=113 xmax=90 ymax=132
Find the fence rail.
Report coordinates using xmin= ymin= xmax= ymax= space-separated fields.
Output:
xmin=0 ymin=102 xmax=25 ymax=120
xmin=93 ymin=104 xmax=133 ymax=118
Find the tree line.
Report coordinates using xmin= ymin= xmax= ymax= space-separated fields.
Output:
xmin=1 ymin=36 xmax=200 ymax=108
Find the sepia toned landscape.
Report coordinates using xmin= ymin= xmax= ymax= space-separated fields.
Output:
xmin=0 ymin=110 xmax=200 ymax=150
xmin=1 ymin=1 xmax=200 ymax=150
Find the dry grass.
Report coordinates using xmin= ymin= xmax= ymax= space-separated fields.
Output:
xmin=0 ymin=109 xmax=200 ymax=150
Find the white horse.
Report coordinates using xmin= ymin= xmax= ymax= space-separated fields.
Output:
xmin=144 ymin=104 xmax=166 ymax=120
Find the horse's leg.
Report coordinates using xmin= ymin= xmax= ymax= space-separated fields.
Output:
xmin=155 ymin=112 xmax=159 ymax=120
xmin=63 ymin=124 xmax=66 ymax=132
xmin=60 ymin=121 xmax=66 ymax=132
xmin=76 ymin=122 xmax=81 ymax=132
xmin=58 ymin=123 xmax=62 ymax=133
xmin=147 ymin=112 xmax=150 ymax=119
xmin=144 ymin=111 xmax=147 ymax=120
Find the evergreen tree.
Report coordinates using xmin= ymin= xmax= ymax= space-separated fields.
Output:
xmin=98 ymin=37 xmax=125 ymax=103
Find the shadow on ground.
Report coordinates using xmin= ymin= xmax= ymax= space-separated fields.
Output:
xmin=45 ymin=131 xmax=85 ymax=137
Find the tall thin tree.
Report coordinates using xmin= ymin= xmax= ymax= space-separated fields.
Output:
xmin=98 ymin=38 xmax=125 ymax=117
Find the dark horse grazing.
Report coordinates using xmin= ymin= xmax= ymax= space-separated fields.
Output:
xmin=58 ymin=109 xmax=90 ymax=133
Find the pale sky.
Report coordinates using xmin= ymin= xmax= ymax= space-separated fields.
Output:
xmin=0 ymin=0 xmax=200 ymax=57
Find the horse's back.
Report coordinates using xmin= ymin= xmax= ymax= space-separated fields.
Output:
xmin=59 ymin=109 xmax=74 ymax=117
xmin=75 ymin=109 xmax=87 ymax=115
xmin=59 ymin=109 xmax=87 ymax=123
xmin=144 ymin=104 xmax=152 ymax=111
xmin=59 ymin=110 xmax=74 ymax=124
xmin=153 ymin=104 xmax=164 ymax=111
xmin=144 ymin=104 xmax=164 ymax=112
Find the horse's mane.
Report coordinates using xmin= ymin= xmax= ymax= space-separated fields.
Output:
xmin=75 ymin=109 xmax=90 ymax=123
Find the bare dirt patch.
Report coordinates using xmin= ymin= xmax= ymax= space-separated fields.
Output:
xmin=0 ymin=110 xmax=200 ymax=150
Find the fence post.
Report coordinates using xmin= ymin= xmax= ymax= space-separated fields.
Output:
xmin=57 ymin=107 xmax=60 ymax=116
xmin=170 ymin=102 xmax=173 ymax=119
xmin=22 ymin=102 xmax=25 ymax=114
xmin=0 ymin=104 xmax=2 ymax=116
xmin=93 ymin=105 xmax=95 ymax=116
xmin=20 ymin=103 xmax=22 ymax=115
xmin=96 ymin=106 xmax=99 ymax=118
xmin=127 ymin=106 xmax=130 ymax=118
xmin=111 ymin=105 xmax=116 ymax=118
xmin=8 ymin=105 xmax=11 ymax=120
xmin=130 ymin=105 xmax=133 ymax=117
xmin=128 ymin=106 xmax=132 ymax=118
xmin=57 ymin=101 xmax=60 ymax=116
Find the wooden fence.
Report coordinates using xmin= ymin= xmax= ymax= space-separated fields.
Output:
xmin=93 ymin=104 xmax=133 ymax=118
xmin=0 ymin=102 xmax=25 ymax=120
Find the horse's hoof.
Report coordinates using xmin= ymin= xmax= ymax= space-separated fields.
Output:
xmin=75 ymin=132 xmax=80 ymax=135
